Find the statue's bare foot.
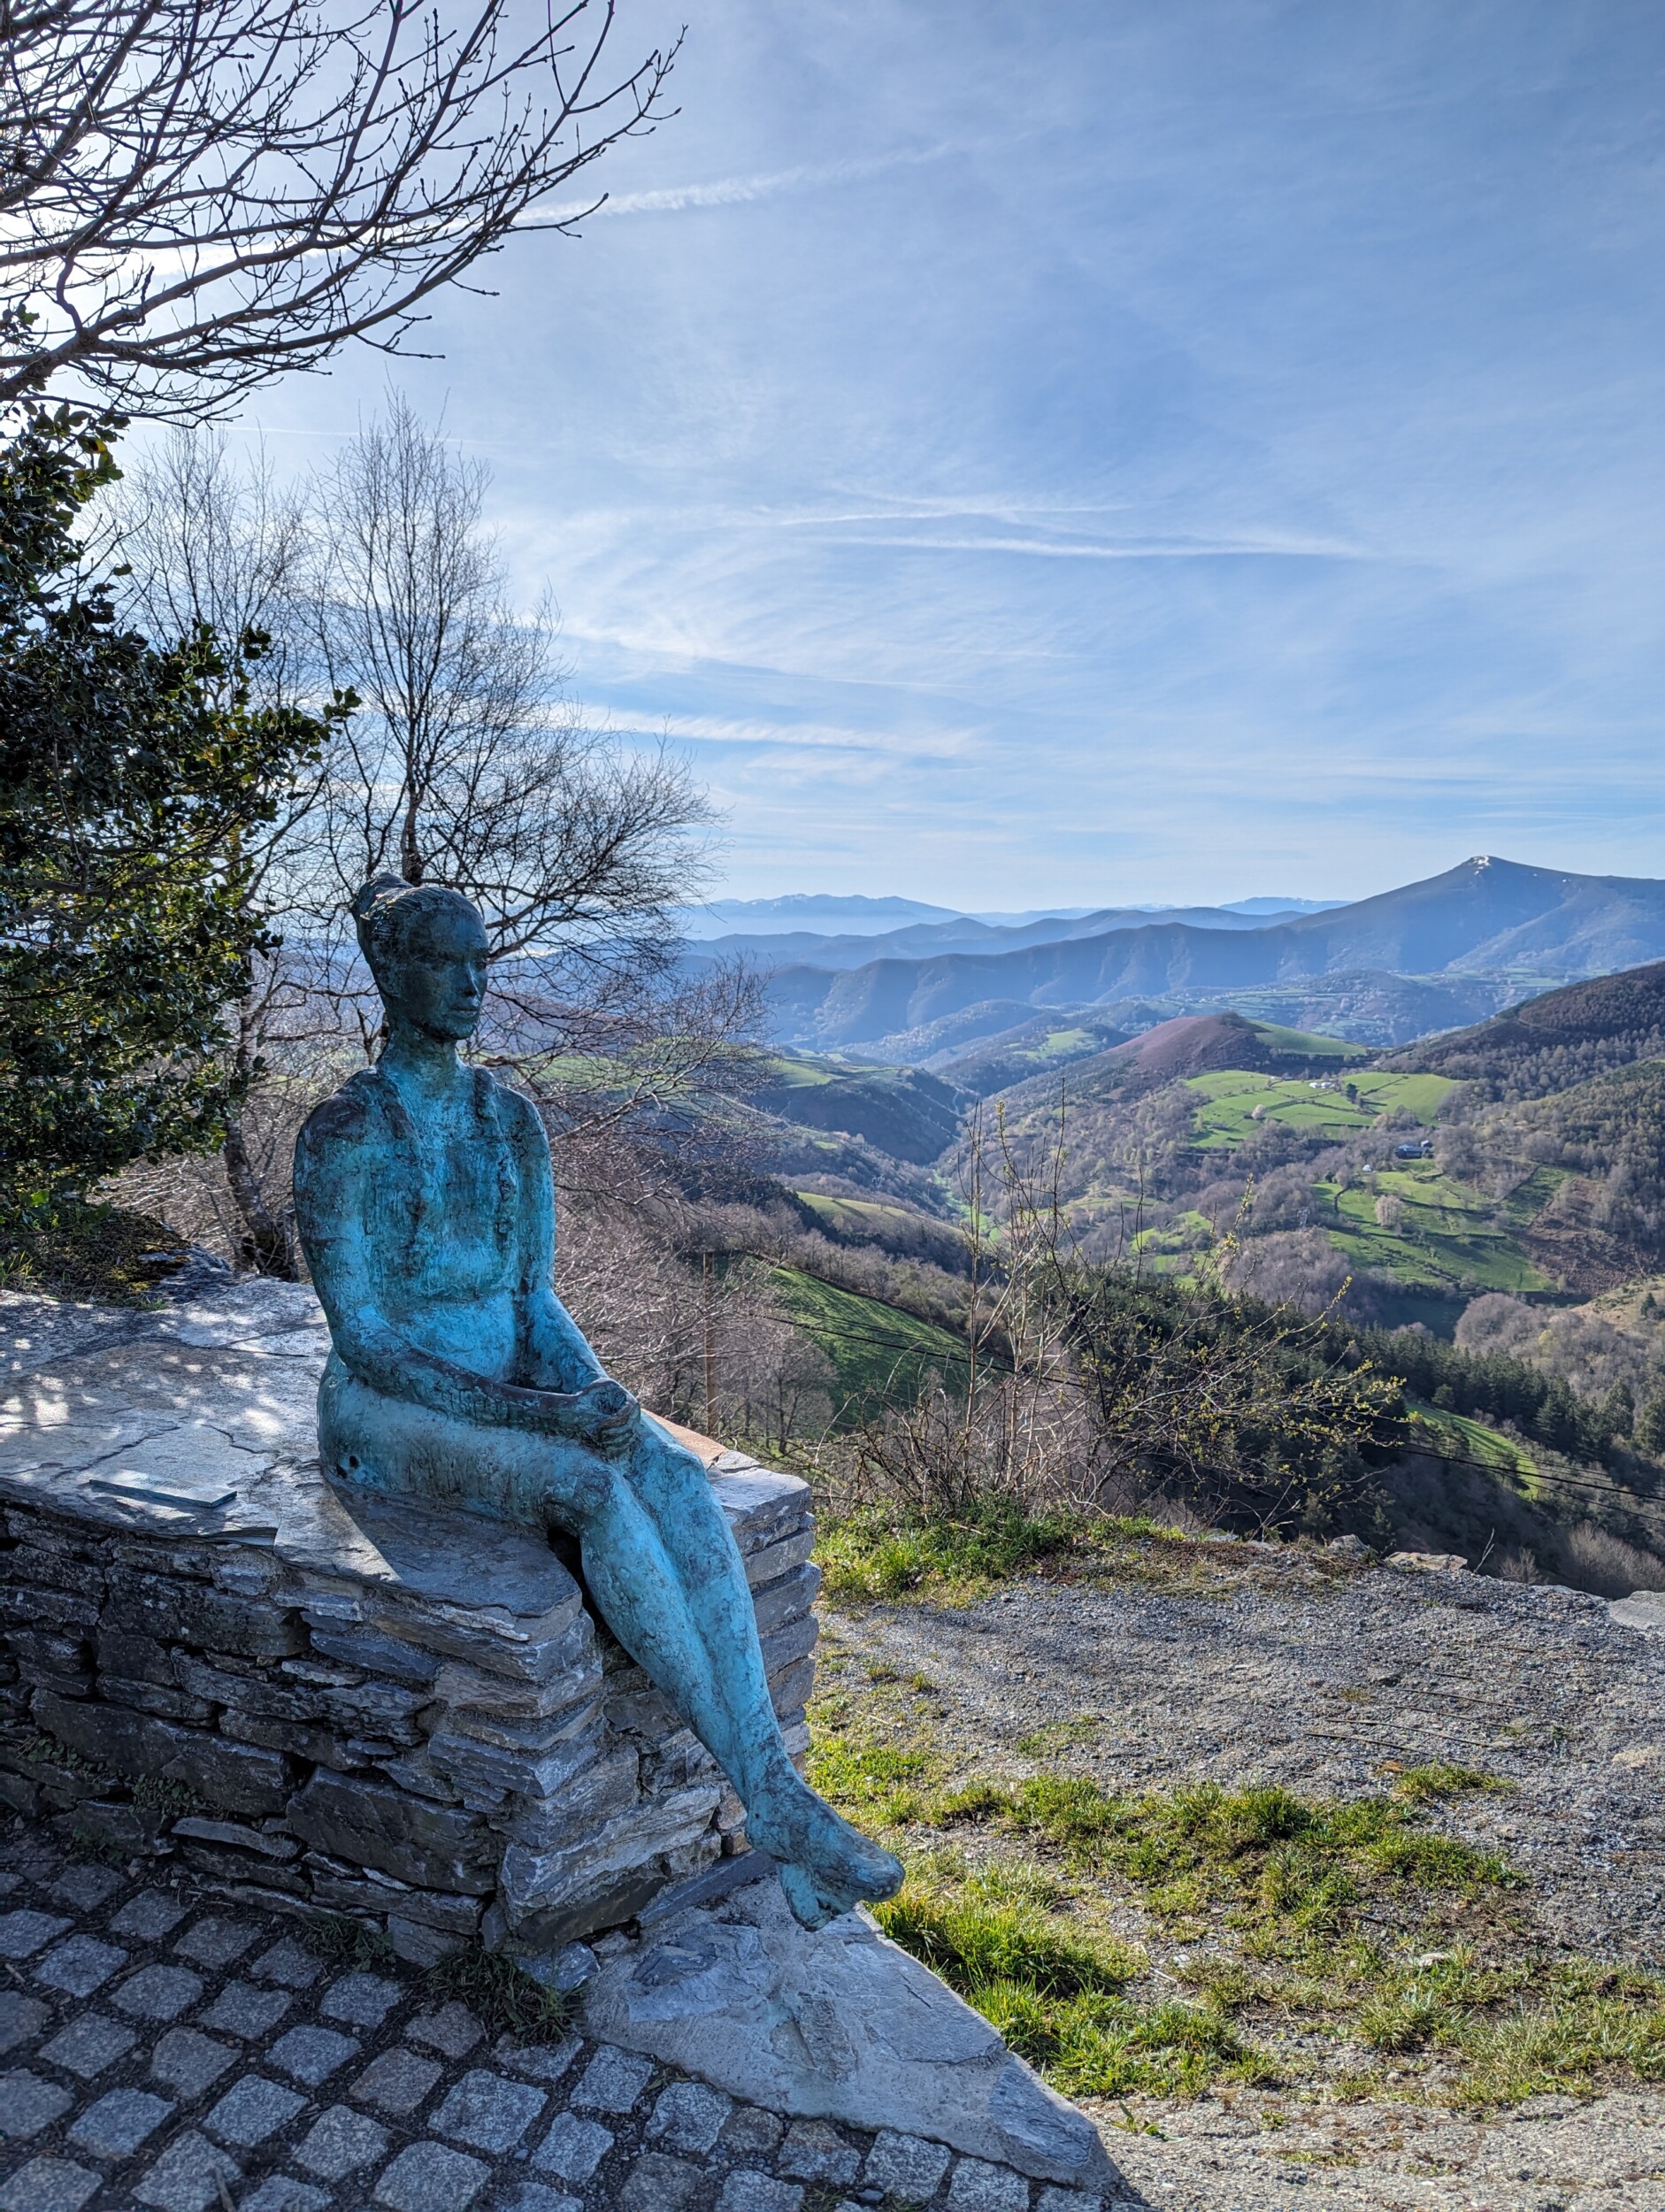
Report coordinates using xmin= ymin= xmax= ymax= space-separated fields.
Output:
xmin=746 ymin=1770 xmax=904 ymax=1930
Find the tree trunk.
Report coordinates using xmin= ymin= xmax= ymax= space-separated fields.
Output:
xmin=223 ymin=1116 xmax=297 ymax=1279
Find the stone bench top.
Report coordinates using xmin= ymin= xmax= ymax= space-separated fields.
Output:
xmin=0 ymin=1274 xmax=809 ymax=1636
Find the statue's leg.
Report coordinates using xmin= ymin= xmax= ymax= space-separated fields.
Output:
xmin=581 ymin=1418 xmax=903 ymax=1923
xmin=320 ymin=1371 xmax=902 ymax=1924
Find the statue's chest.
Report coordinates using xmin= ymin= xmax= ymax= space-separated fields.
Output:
xmin=372 ymin=1118 xmax=519 ymax=1292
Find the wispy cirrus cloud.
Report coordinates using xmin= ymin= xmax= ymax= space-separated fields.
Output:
xmin=528 ymin=143 xmax=951 ymax=226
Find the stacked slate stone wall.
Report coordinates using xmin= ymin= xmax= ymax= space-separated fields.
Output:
xmin=0 ymin=1450 xmax=817 ymax=1969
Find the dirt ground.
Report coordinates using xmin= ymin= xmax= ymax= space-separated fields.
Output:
xmin=822 ymin=1548 xmax=1665 ymax=2211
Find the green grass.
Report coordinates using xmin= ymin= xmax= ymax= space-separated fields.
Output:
xmin=424 ymin=1946 xmax=572 ymax=2041
xmin=794 ymin=1192 xmax=940 ymax=1240
xmin=1324 ymin=1166 xmax=1553 ymax=1294
xmin=815 ymin=1500 xmax=1196 ymax=1602
xmin=1185 ymin=1068 xmax=1458 ymax=1152
xmin=766 ymin=1265 xmax=970 ymax=1422
xmin=1404 ymin=1403 xmax=1537 ymax=1476
xmin=810 ymin=1671 xmax=1665 ymax=2108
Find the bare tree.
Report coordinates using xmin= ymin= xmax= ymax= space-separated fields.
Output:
xmin=109 ymin=426 xmax=350 ymax=1273
xmin=1 ymin=0 xmax=676 ymax=416
xmin=112 ymin=426 xmax=310 ymax=705
xmin=308 ymin=395 xmax=718 ymax=1054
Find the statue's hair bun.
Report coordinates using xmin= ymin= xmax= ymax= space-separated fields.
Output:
xmin=351 ymin=873 xmax=416 ymax=963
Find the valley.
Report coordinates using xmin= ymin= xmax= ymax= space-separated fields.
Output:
xmin=694 ymin=857 xmax=1665 ymax=1598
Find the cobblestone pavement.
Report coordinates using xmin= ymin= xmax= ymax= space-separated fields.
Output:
xmin=0 ymin=1822 xmax=1123 ymax=2212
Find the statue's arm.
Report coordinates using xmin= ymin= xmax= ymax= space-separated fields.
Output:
xmin=294 ymin=1094 xmax=593 ymax=1438
xmin=506 ymin=1089 xmax=619 ymax=1395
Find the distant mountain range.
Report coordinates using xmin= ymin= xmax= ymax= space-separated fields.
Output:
xmin=675 ymin=891 xmax=1344 ymax=945
xmin=733 ymin=858 xmax=1665 ymax=1052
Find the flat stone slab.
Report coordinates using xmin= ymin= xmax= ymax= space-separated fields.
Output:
xmin=579 ymin=1875 xmax=1113 ymax=2191
xmin=1609 ymin=1588 xmax=1665 ymax=1632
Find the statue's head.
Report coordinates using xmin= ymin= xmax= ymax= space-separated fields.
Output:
xmin=352 ymin=874 xmax=488 ymax=1044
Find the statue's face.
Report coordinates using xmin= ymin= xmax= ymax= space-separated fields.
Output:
xmin=378 ymin=900 xmax=489 ymax=1043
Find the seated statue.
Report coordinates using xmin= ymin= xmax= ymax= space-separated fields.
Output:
xmin=293 ymin=875 xmax=903 ymax=1929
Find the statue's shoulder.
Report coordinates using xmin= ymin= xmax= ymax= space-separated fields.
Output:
xmin=295 ymin=1069 xmax=388 ymax=1158
xmin=476 ymin=1069 xmax=544 ymax=1146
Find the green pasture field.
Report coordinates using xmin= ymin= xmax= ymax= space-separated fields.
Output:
xmin=1321 ymin=1164 xmax=1553 ymax=1295
xmin=1185 ymin=1068 xmax=1458 ymax=1151
xmin=1403 ymin=1401 xmax=1537 ymax=1477
xmin=766 ymin=1266 xmax=970 ymax=1425
xmin=794 ymin=1192 xmax=939 ymax=1240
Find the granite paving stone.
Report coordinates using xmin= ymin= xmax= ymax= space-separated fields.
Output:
xmin=494 ymin=2187 xmax=581 ymax=2212
xmin=865 ymin=2130 xmax=952 ymax=2200
xmin=203 ymin=2072 xmax=308 ymax=2147
xmin=175 ymin=1916 xmax=259 ymax=1967
xmin=0 ymin=1992 xmax=50 ymax=2055
xmin=721 ymin=2108 xmax=786 ymax=2159
xmin=33 ymin=1933 xmax=128 ymax=1996
xmin=109 ymin=1893 xmax=191 ymax=1942
xmin=38 ymin=2014 xmax=138 ymax=2080
xmin=66 ymin=2085 xmax=176 ymax=2157
xmin=647 ymin=2078 xmax=733 ymax=2153
xmin=293 ymin=2101 xmax=393 ymax=2179
xmin=408 ymin=2002 xmax=484 ymax=2060
xmin=50 ymin=1865 xmax=124 ymax=1910
xmin=0 ymin=1909 xmax=72 ymax=1956
xmin=0 ymin=2156 xmax=100 ymax=2212
xmin=241 ymin=2180 xmax=333 ymax=2212
xmin=270 ymin=2023 xmax=361 ymax=2085
xmin=569 ymin=2044 xmax=653 ymax=2115
xmin=531 ymin=2110 xmax=614 ymax=2184
xmin=250 ymin=1937 xmax=323 ymax=1989
xmin=199 ymin=1978 xmax=291 ymax=2038
xmin=351 ymin=2047 xmax=443 ymax=2116
xmin=494 ymin=2037 xmax=579 ymax=2085
xmin=779 ymin=2118 xmax=860 ymax=2185
xmin=113 ymin=1962 xmax=205 ymax=2021
xmin=1037 ymin=2193 xmax=1105 ymax=2212
xmin=716 ymin=2176 xmax=803 ymax=2212
xmin=432 ymin=2068 xmax=547 ymax=2154
xmin=150 ymin=2026 xmax=237 ymax=2099
xmin=374 ymin=2139 xmax=491 ymax=2212
xmin=0 ymin=2068 xmax=74 ymax=2137
xmin=132 ymin=2127 xmax=242 ymax=2212
xmin=320 ymin=1971 xmax=403 ymax=2027
xmin=617 ymin=2150 xmax=702 ymax=2210
xmin=948 ymin=2156 xmax=1032 ymax=2212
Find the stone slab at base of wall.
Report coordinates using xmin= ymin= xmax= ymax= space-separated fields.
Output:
xmin=576 ymin=1870 xmax=1115 ymax=2191
xmin=0 ymin=1275 xmax=816 ymax=1962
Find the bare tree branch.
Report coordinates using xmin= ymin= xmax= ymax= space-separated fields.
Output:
xmin=1 ymin=0 xmax=678 ymax=417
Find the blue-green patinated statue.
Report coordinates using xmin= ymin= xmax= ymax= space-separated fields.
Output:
xmin=293 ymin=875 xmax=902 ymax=1929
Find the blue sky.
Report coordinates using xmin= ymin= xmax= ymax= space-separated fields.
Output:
xmin=235 ymin=0 xmax=1665 ymax=910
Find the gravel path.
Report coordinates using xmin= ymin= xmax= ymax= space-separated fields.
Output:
xmin=823 ymin=1550 xmax=1665 ymax=2211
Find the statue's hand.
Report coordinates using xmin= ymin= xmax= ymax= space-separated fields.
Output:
xmin=537 ymin=1377 xmax=639 ymax=1457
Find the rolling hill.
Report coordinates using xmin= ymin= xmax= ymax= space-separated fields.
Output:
xmin=1387 ymin=959 xmax=1665 ymax=1096
xmin=756 ymin=858 xmax=1665 ymax=1048
xmin=748 ymin=1056 xmax=964 ymax=1164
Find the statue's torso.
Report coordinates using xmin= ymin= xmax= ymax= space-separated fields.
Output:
xmin=350 ymin=1064 xmax=526 ymax=1379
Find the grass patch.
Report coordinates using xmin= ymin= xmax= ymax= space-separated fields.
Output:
xmin=809 ymin=1687 xmax=1665 ymax=2108
xmin=814 ymin=1500 xmax=1314 ymax=1605
xmin=425 ymin=1946 xmax=572 ymax=2042
xmin=815 ymin=1499 xmax=1101 ymax=1601
xmin=303 ymin=1915 xmax=396 ymax=1970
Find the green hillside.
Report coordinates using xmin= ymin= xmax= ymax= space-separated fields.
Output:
xmin=753 ymin=1055 xmax=963 ymax=1164
xmin=767 ymin=1265 xmax=970 ymax=1425
xmin=1187 ymin=1068 xmax=1457 ymax=1149
xmin=1322 ymin=1160 xmax=1554 ymax=1295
